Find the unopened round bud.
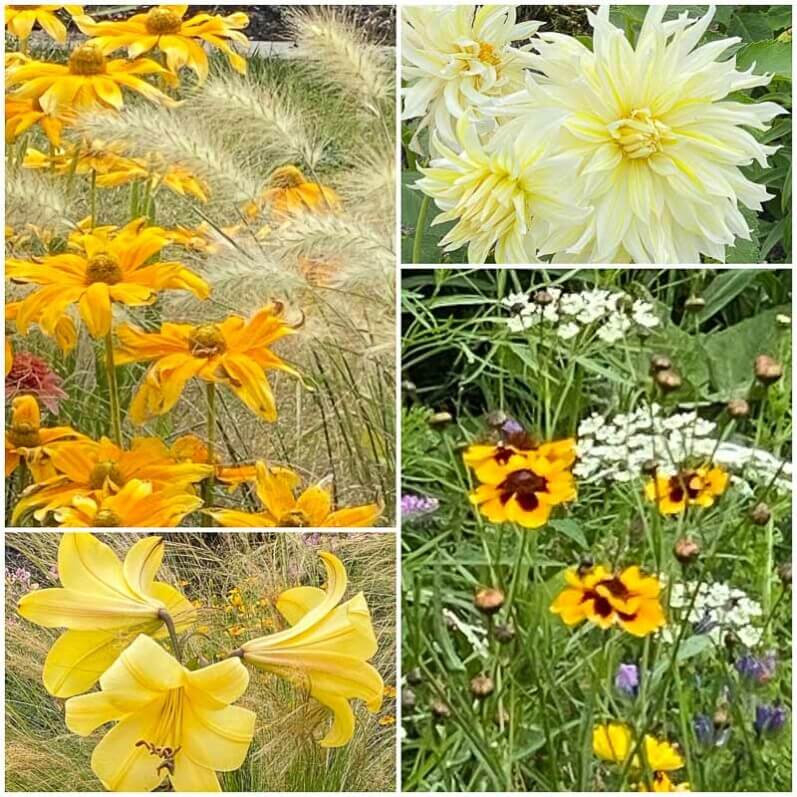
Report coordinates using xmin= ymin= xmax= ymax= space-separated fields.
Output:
xmin=754 ymin=355 xmax=783 ymax=386
xmin=402 ymin=380 xmax=417 ymax=397
xmin=655 ymin=368 xmax=682 ymax=393
xmin=777 ymin=561 xmax=792 ymax=589
xmin=470 ymin=674 xmax=494 ymax=699
xmin=494 ymin=623 xmax=515 ymax=644
xmin=406 ymin=668 xmax=423 ymax=686
xmin=685 ymin=295 xmax=706 ymax=312
xmin=474 ymin=587 xmax=505 ymax=615
xmin=713 ymin=707 xmax=731 ymax=728
xmin=431 ymin=699 xmax=450 ymax=719
xmin=485 ymin=410 xmax=508 ymax=428
xmin=649 ymin=354 xmax=673 ymax=374
xmin=750 ymin=502 xmax=772 ymax=526
xmin=428 ymin=411 xmax=453 ymax=429
xmin=494 ymin=706 xmax=510 ymax=727
xmin=674 ymin=537 xmax=701 ymax=565
xmin=401 ymin=688 xmax=417 ymax=711
xmin=641 ymin=459 xmax=659 ymax=476
xmin=532 ymin=289 xmax=554 ymax=306
xmin=726 ymin=399 xmax=750 ymax=419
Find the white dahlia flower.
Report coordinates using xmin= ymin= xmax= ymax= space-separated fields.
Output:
xmin=416 ymin=114 xmax=588 ymax=263
xmin=496 ymin=4 xmax=787 ymax=263
xmin=402 ymin=5 xmax=541 ymax=151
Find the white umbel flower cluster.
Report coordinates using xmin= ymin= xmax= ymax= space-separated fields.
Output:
xmin=575 ymin=403 xmax=792 ymax=490
xmin=501 ymin=286 xmax=660 ymax=341
xmin=406 ymin=4 xmax=786 ymax=264
xmin=668 ymin=581 xmax=764 ymax=648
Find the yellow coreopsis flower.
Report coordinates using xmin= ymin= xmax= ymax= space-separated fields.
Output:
xmin=236 ymin=551 xmax=383 ymax=747
xmin=114 ymin=304 xmax=299 ymax=424
xmin=645 ymin=465 xmax=729 ymax=515
xmin=6 ymin=41 xmax=176 ymax=115
xmin=75 ymin=4 xmax=250 ymax=81
xmin=17 ymin=533 xmax=196 ymax=697
xmin=551 ymin=565 xmax=665 ymax=637
xmin=498 ymin=5 xmax=786 ymax=262
xmin=416 ymin=113 xmax=588 ymax=263
xmin=65 ymin=634 xmax=255 ymax=791
xmin=206 ymin=461 xmax=382 ymax=528
xmin=12 ymin=436 xmax=213 ymax=524
xmin=7 ymin=218 xmax=210 ymax=340
xmin=55 ymin=479 xmax=202 ymax=527
xmin=5 ymin=395 xmax=85 ymax=481
xmin=463 ymin=437 xmax=575 ymax=484
xmin=5 ymin=5 xmax=83 ymax=43
xmin=245 ymin=165 xmax=340 ymax=221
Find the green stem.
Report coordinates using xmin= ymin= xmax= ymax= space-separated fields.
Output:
xmin=158 ymin=609 xmax=182 ymax=662
xmin=104 ymin=330 xmax=122 ymax=445
xmin=201 ymin=382 xmax=217 ymax=525
xmin=90 ymin=168 xmax=97 ymax=229
xmin=412 ymin=193 xmax=431 ymax=264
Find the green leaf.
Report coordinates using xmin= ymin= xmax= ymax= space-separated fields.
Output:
xmin=511 ymin=727 xmax=547 ymax=760
xmin=692 ymin=271 xmax=760 ymax=323
xmin=548 ymin=519 xmax=588 ymax=550
xmin=766 ymin=6 xmax=793 ymax=32
xmin=729 ymin=13 xmax=774 ymax=43
xmin=725 ymin=207 xmax=761 ymax=264
xmin=401 ymin=170 xmax=453 ymax=264
xmin=735 ymin=40 xmax=792 ymax=79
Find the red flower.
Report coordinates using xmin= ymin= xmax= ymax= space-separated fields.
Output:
xmin=5 ymin=352 xmax=68 ymax=414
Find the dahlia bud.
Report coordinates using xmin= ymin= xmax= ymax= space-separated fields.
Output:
xmin=685 ymin=295 xmax=706 ymax=312
xmin=750 ymin=502 xmax=772 ymax=526
xmin=532 ymin=289 xmax=554 ymax=306
xmin=649 ymin=354 xmax=673 ymax=374
xmin=494 ymin=623 xmax=515 ymax=644
xmin=655 ymin=368 xmax=682 ymax=393
xmin=470 ymin=674 xmax=494 ymax=699
xmin=485 ymin=409 xmax=508 ymax=428
xmin=428 ymin=411 xmax=453 ymax=428
xmin=674 ymin=537 xmax=701 ymax=565
xmin=474 ymin=587 xmax=505 ymax=615
xmin=777 ymin=561 xmax=792 ymax=589
xmin=406 ymin=667 xmax=423 ymax=686
xmin=754 ymin=355 xmax=783 ymax=386
xmin=431 ymin=699 xmax=450 ymax=719
xmin=726 ymin=399 xmax=750 ymax=419
xmin=401 ymin=688 xmax=417 ymax=712
xmin=641 ymin=459 xmax=659 ymax=476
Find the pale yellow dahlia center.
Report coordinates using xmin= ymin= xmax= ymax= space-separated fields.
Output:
xmin=188 ymin=324 xmax=226 ymax=357
xmin=85 ymin=253 xmax=123 ymax=285
xmin=145 ymin=7 xmax=183 ymax=35
xmin=88 ymin=460 xmax=124 ymax=490
xmin=9 ymin=421 xmax=41 ymax=448
xmin=92 ymin=508 xmax=122 ymax=527
xmin=68 ymin=43 xmax=107 ymax=76
xmin=476 ymin=41 xmax=501 ymax=67
xmin=609 ymin=108 xmax=674 ymax=159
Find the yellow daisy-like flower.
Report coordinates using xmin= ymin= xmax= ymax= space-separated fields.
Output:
xmin=5 ymin=300 xmax=77 ymax=354
xmin=5 ymin=5 xmax=83 ymax=43
xmin=640 ymin=772 xmax=691 ymax=792
xmin=236 ymin=551 xmax=383 ymax=747
xmin=5 ymin=395 xmax=85 ymax=481
xmin=468 ymin=449 xmax=576 ymax=528
xmin=17 ymin=533 xmax=196 ymax=697
xmin=114 ymin=304 xmax=299 ymax=424
xmin=55 ymin=479 xmax=202 ymax=527
xmin=75 ymin=4 xmax=250 ymax=81
xmin=551 ymin=564 xmax=665 ymax=637
xmin=7 ymin=218 xmax=210 ymax=340
xmin=65 ymin=634 xmax=255 ymax=791
xmin=5 ymin=95 xmax=70 ymax=146
xmin=6 ymin=40 xmax=176 ymax=115
xmin=11 ymin=436 xmax=212 ymax=524
xmin=463 ymin=437 xmax=575 ymax=484
xmin=207 ymin=461 xmax=382 ymax=528
xmin=645 ymin=465 xmax=729 ymax=515
xmin=245 ymin=165 xmax=340 ymax=221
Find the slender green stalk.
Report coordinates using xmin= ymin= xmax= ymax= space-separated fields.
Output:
xmin=201 ymin=382 xmax=217 ymax=525
xmin=412 ymin=193 xmax=431 ymax=264
xmin=158 ymin=609 xmax=182 ymax=662
xmin=104 ymin=330 xmax=122 ymax=446
xmin=89 ymin=168 xmax=97 ymax=229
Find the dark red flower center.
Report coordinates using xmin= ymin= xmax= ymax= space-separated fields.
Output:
xmin=667 ymin=470 xmax=701 ymax=503
xmin=498 ymin=468 xmax=547 ymax=511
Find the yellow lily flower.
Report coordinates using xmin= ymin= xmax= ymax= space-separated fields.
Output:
xmin=65 ymin=634 xmax=256 ymax=792
xmin=17 ymin=533 xmax=195 ymax=697
xmin=236 ymin=551 xmax=383 ymax=747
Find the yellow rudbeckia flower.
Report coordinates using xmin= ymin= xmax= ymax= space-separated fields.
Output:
xmin=5 ymin=95 xmax=69 ymax=146
xmin=244 ymin=165 xmax=341 ymax=221
xmin=5 ymin=394 xmax=85 ymax=481
xmin=17 ymin=533 xmax=196 ymax=697
xmin=12 ymin=436 xmax=213 ymax=524
xmin=65 ymin=633 xmax=255 ymax=791
xmin=55 ymin=479 xmax=202 ymax=527
xmin=75 ymin=4 xmax=250 ymax=81
xmin=206 ymin=461 xmax=382 ymax=528
xmin=6 ymin=41 xmax=176 ymax=115
xmin=551 ymin=564 xmax=665 ymax=637
xmin=5 ymin=300 xmax=77 ymax=354
xmin=645 ymin=465 xmax=729 ymax=515
xmin=7 ymin=218 xmax=210 ymax=340
xmin=236 ymin=551 xmax=383 ymax=747
xmin=5 ymin=5 xmax=83 ymax=44
xmin=114 ymin=304 xmax=299 ymax=424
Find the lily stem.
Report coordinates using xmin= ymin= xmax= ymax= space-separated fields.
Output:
xmin=158 ymin=609 xmax=182 ymax=663
xmin=104 ymin=329 xmax=122 ymax=446
xmin=201 ymin=382 xmax=217 ymax=526
xmin=412 ymin=193 xmax=430 ymax=264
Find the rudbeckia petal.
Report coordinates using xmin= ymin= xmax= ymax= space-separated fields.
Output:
xmin=79 ymin=281 xmax=112 ymax=337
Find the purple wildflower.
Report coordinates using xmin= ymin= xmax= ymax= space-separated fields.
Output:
xmin=735 ymin=652 xmax=777 ymax=685
xmin=614 ymin=663 xmax=639 ymax=697
xmin=401 ymin=494 xmax=439 ymax=520
xmin=755 ymin=704 xmax=787 ymax=736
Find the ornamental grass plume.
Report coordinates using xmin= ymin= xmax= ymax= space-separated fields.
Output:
xmin=17 ymin=533 xmax=196 ymax=697
xmin=496 ymin=5 xmax=786 ymax=263
xmin=235 ymin=551 xmax=383 ymax=748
